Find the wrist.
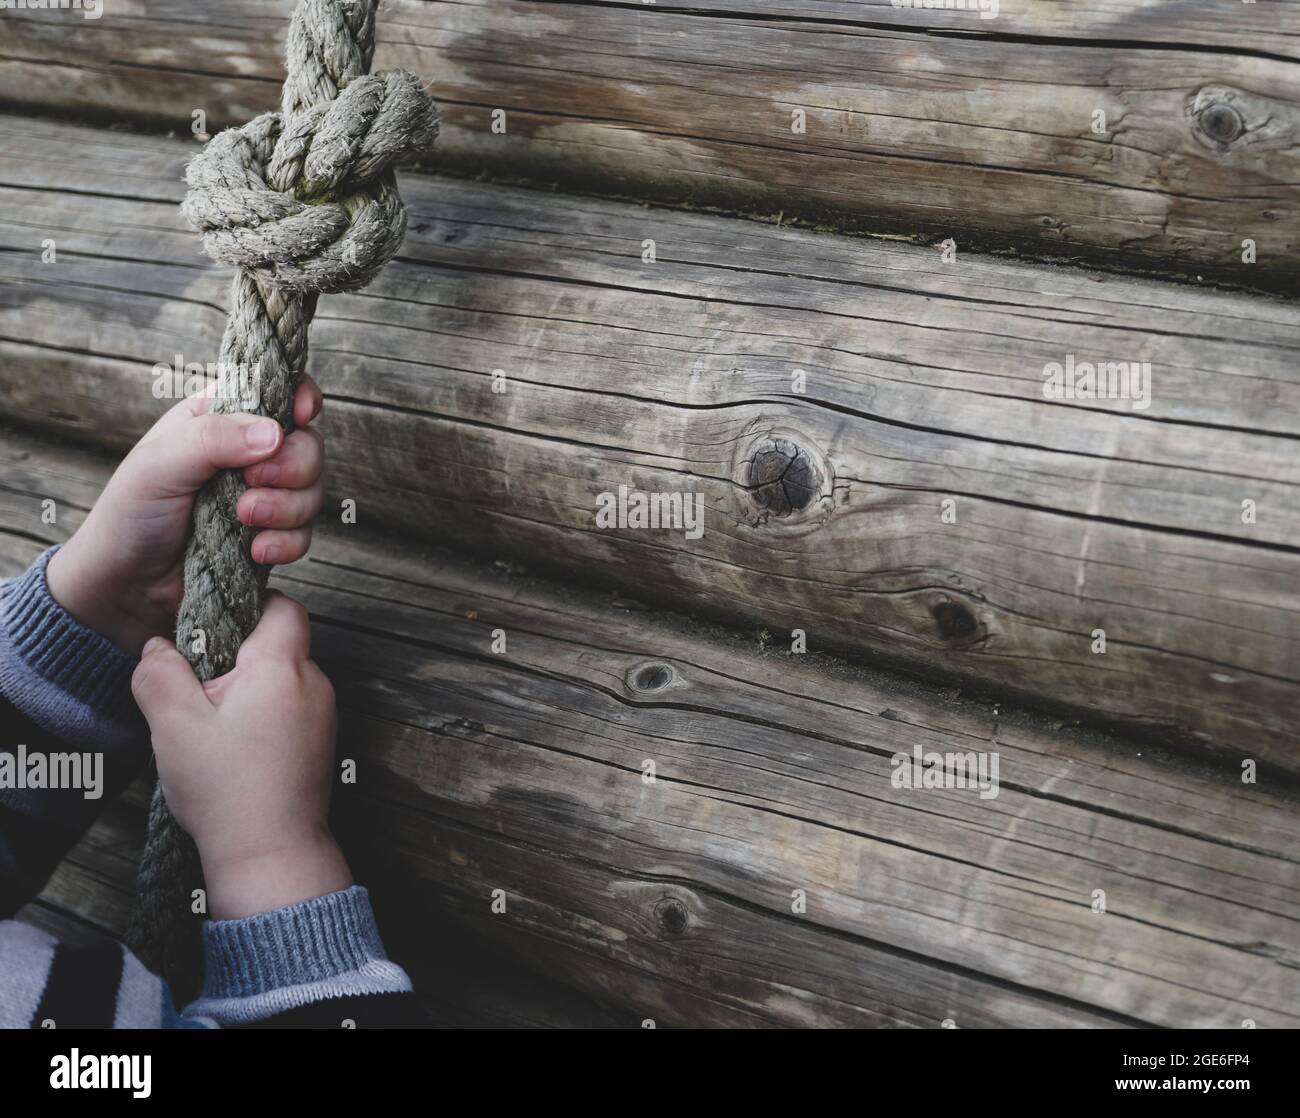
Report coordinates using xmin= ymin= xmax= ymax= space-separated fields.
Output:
xmin=45 ymin=534 xmax=168 ymax=655
xmin=200 ymin=828 xmax=353 ymax=920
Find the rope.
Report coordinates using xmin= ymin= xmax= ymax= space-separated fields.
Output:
xmin=126 ymin=0 xmax=437 ymax=995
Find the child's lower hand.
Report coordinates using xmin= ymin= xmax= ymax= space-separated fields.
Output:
xmin=46 ymin=380 xmax=325 ymax=656
xmin=131 ymin=593 xmax=352 ymax=920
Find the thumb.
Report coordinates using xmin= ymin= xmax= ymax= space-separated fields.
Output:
xmin=131 ymin=638 xmax=211 ymax=736
xmin=130 ymin=410 xmax=284 ymax=495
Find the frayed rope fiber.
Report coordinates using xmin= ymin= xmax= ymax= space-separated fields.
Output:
xmin=126 ymin=0 xmax=437 ymax=995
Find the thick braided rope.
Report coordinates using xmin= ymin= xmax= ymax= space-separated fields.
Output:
xmin=126 ymin=0 xmax=437 ymax=993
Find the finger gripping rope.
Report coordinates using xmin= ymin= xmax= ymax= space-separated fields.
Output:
xmin=127 ymin=0 xmax=437 ymax=995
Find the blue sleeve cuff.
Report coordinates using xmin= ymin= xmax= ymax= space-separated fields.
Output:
xmin=184 ymin=886 xmax=413 ymax=1025
xmin=0 ymin=547 xmax=141 ymax=750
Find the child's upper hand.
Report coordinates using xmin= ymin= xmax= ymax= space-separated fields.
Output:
xmin=46 ymin=379 xmax=325 ymax=655
xmin=131 ymin=593 xmax=352 ymax=919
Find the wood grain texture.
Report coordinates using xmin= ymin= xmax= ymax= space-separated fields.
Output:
xmin=2 ymin=426 xmax=1297 ymax=1028
xmin=603 ymin=1 xmax=1300 ymax=58
xmin=0 ymin=1 xmax=1296 ymax=279
xmin=2 ymin=115 xmax=1298 ymax=771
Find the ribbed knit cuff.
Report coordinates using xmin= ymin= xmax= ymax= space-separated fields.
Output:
xmin=0 ymin=547 xmax=141 ymax=746
xmin=187 ymin=886 xmax=412 ymax=1024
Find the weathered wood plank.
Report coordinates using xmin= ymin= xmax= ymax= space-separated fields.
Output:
xmin=0 ymin=1 xmax=1296 ymax=279
xmin=19 ymin=779 xmax=629 ymax=1028
xmin=1 ymin=115 xmax=1297 ymax=771
xmin=594 ymin=1 xmax=1300 ymax=57
xmin=2 ymin=427 xmax=1297 ymax=1028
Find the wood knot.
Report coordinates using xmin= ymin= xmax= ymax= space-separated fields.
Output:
xmin=627 ymin=660 xmax=675 ymax=693
xmin=654 ymin=896 xmax=690 ymax=935
xmin=746 ymin=437 xmax=823 ymax=516
xmin=1186 ymin=87 xmax=1258 ymax=153
xmin=931 ymin=598 xmax=979 ymax=642
xmin=1197 ymin=102 xmax=1244 ymax=146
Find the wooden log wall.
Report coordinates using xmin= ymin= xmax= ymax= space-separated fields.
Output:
xmin=0 ymin=1 xmax=1296 ymax=282
xmin=3 ymin=424 xmax=1297 ymax=1028
xmin=1 ymin=2 xmax=1297 ymax=1031
xmin=1 ymin=114 xmax=1298 ymax=775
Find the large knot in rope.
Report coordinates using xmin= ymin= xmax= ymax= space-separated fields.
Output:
xmin=183 ymin=69 xmax=437 ymax=293
xmin=127 ymin=0 xmax=437 ymax=995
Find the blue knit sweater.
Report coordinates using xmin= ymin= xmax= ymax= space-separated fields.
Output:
xmin=0 ymin=548 xmax=419 ymax=1028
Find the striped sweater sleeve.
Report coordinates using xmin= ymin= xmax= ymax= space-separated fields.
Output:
xmin=184 ymin=885 xmax=423 ymax=1027
xmin=2 ymin=886 xmax=423 ymax=1028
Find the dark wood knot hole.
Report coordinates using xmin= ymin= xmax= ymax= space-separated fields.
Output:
xmin=1198 ymin=103 xmax=1244 ymax=145
xmin=655 ymin=897 xmax=689 ymax=935
xmin=932 ymin=599 xmax=978 ymax=641
xmin=629 ymin=661 xmax=674 ymax=693
xmin=749 ymin=438 xmax=822 ymax=515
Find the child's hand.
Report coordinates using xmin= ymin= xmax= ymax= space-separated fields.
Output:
xmin=46 ymin=380 xmax=325 ymax=655
xmin=131 ymin=593 xmax=352 ymax=919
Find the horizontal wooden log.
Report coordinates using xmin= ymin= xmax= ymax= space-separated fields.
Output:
xmin=582 ymin=1 xmax=1300 ymax=56
xmin=19 ymin=790 xmax=625 ymax=1028
xmin=2 ymin=425 xmax=1297 ymax=1027
xmin=2 ymin=114 xmax=1298 ymax=772
xmin=0 ymin=1 xmax=1296 ymax=280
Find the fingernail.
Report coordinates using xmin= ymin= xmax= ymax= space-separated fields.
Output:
xmin=253 ymin=463 xmax=281 ymax=486
xmin=246 ymin=419 xmax=280 ymax=452
xmin=261 ymin=544 xmax=282 ymax=565
xmin=142 ymin=637 xmax=167 ymax=657
xmin=246 ymin=499 xmax=266 ymax=526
